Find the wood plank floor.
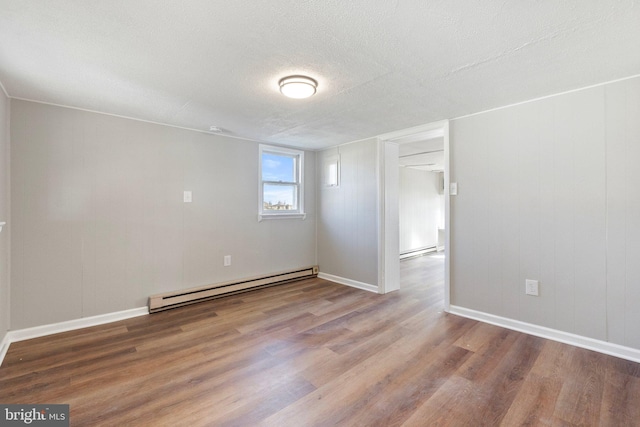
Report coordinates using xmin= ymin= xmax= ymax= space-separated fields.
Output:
xmin=1 ymin=254 xmax=639 ymax=426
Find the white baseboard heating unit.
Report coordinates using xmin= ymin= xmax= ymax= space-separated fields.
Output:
xmin=149 ymin=265 xmax=319 ymax=313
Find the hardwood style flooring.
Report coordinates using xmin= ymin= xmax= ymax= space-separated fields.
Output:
xmin=1 ymin=253 xmax=639 ymax=426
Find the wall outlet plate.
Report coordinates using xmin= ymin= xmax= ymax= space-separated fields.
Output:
xmin=224 ymin=255 xmax=231 ymax=267
xmin=183 ymin=191 xmax=192 ymax=203
xmin=525 ymin=279 xmax=539 ymax=296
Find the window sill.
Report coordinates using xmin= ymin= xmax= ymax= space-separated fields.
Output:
xmin=258 ymin=213 xmax=306 ymax=222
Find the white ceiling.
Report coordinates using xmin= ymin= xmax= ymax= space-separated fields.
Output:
xmin=1 ymin=1 xmax=639 ymax=150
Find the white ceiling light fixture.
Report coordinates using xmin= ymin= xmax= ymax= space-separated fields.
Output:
xmin=279 ymin=75 xmax=317 ymax=99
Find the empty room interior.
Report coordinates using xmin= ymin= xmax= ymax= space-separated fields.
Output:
xmin=1 ymin=1 xmax=640 ymax=425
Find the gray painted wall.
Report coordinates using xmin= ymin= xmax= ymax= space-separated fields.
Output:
xmin=317 ymin=140 xmax=378 ymax=287
xmin=450 ymin=76 xmax=640 ymax=350
xmin=399 ymin=168 xmax=442 ymax=254
xmin=0 ymin=90 xmax=9 ymax=341
xmin=10 ymin=100 xmax=316 ymax=329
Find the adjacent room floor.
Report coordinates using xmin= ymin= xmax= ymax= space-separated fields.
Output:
xmin=1 ymin=254 xmax=638 ymax=426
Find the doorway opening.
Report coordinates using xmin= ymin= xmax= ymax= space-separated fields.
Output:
xmin=398 ymin=134 xmax=445 ymax=259
xmin=378 ymin=121 xmax=450 ymax=311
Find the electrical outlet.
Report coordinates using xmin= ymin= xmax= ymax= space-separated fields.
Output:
xmin=224 ymin=255 xmax=231 ymax=267
xmin=525 ymin=279 xmax=539 ymax=296
xmin=183 ymin=191 xmax=192 ymax=203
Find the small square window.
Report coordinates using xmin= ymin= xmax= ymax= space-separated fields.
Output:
xmin=323 ymin=154 xmax=340 ymax=187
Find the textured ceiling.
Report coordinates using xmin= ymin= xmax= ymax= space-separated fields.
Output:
xmin=1 ymin=1 xmax=639 ymax=150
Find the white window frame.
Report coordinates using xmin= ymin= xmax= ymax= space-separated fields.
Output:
xmin=258 ymin=144 xmax=306 ymax=221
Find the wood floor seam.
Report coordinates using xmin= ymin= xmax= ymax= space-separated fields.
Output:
xmin=1 ymin=254 xmax=638 ymax=426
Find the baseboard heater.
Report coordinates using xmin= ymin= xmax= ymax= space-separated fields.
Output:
xmin=148 ymin=265 xmax=319 ymax=313
xmin=400 ymin=246 xmax=437 ymax=260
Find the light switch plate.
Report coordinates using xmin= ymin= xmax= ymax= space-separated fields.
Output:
xmin=183 ymin=191 xmax=192 ymax=203
xmin=525 ymin=279 xmax=539 ymax=296
xmin=449 ymin=183 xmax=458 ymax=195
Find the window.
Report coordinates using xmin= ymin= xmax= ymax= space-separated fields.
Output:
xmin=323 ymin=153 xmax=340 ymax=187
xmin=259 ymin=145 xmax=305 ymax=220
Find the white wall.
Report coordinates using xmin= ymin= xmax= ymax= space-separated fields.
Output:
xmin=450 ymin=75 xmax=640 ymax=350
xmin=10 ymin=100 xmax=316 ymax=330
xmin=317 ymin=139 xmax=378 ymax=287
xmin=399 ymin=168 xmax=442 ymax=254
xmin=0 ymin=89 xmax=9 ymax=343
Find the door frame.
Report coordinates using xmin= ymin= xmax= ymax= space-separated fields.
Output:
xmin=377 ymin=120 xmax=451 ymax=311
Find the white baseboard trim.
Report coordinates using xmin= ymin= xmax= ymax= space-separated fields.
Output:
xmin=318 ymin=272 xmax=379 ymax=293
xmin=0 ymin=307 xmax=148 ymax=367
xmin=449 ymin=305 xmax=640 ymax=364
xmin=0 ymin=332 xmax=10 ymax=368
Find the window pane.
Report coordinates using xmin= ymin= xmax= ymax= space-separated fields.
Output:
xmin=262 ymin=153 xmax=296 ymax=183
xmin=263 ymin=183 xmax=298 ymax=211
xmin=327 ymin=162 xmax=338 ymax=186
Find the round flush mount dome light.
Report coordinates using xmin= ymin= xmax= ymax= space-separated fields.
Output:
xmin=279 ymin=75 xmax=317 ymax=99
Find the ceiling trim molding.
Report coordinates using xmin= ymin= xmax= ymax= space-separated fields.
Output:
xmin=9 ymin=96 xmax=266 ymax=145
xmin=451 ymin=72 xmax=640 ymax=122
xmin=314 ymin=135 xmax=381 ymax=152
xmin=377 ymin=120 xmax=448 ymax=144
